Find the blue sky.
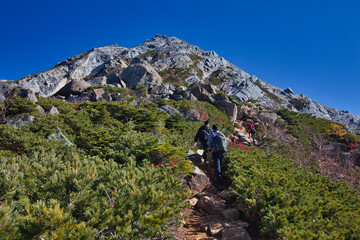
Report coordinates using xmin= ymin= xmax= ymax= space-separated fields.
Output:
xmin=1 ymin=0 xmax=359 ymax=115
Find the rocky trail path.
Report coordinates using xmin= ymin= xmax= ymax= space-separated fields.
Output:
xmin=170 ymin=146 xmax=260 ymax=240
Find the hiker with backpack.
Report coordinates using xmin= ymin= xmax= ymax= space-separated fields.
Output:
xmin=247 ymin=120 xmax=256 ymax=145
xmin=194 ymin=120 xmax=212 ymax=163
xmin=208 ymin=124 xmax=228 ymax=191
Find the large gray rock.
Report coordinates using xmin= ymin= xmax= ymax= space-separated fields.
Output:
xmin=215 ymin=100 xmax=239 ymax=121
xmin=88 ymin=76 xmax=107 ymax=86
xmin=189 ymin=85 xmax=215 ymax=104
xmin=55 ymin=79 xmax=91 ymax=97
xmin=120 ymin=62 xmax=163 ymax=89
xmin=201 ymin=83 xmax=217 ymax=94
xmin=213 ymin=94 xmax=229 ymax=102
xmin=7 ymin=115 xmax=35 ymax=127
xmin=90 ymin=88 xmax=105 ymax=101
xmin=157 ymin=105 xmax=180 ymax=116
xmin=171 ymin=93 xmax=185 ymax=101
xmin=106 ymin=70 xmax=122 ymax=85
xmin=118 ymin=79 xmax=127 ymax=88
xmin=0 ymin=82 xmax=14 ymax=101
xmin=48 ymin=106 xmax=60 ymax=115
xmin=180 ymin=109 xmax=203 ymax=121
xmin=47 ymin=128 xmax=74 ymax=146
xmin=259 ymin=112 xmax=279 ymax=124
xmin=150 ymin=83 xmax=171 ymax=97
xmin=100 ymin=92 xmax=112 ymax=102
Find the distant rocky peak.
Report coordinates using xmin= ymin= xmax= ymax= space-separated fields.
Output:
xmin=1 ymin=35 xmax=359 ymax=132
xmin=144 ymin=34 xmax=184 ymax=46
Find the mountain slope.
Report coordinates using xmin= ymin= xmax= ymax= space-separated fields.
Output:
xmin=3 ymin=35 xmax=360 ymax=132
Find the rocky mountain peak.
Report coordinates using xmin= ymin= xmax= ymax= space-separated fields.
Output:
xmin=1 ymin=35 xmax=359 ymax=132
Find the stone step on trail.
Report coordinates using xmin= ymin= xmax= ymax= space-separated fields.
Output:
xmin=171 ymin=148 xmax=252 ymax=240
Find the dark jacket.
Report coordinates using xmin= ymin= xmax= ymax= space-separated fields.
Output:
xmin=194 ymin=125 xmax=211 ymax=144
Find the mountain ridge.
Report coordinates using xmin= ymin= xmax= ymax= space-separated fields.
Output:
xmin=2 ymin=34 xmax=360 ymax=132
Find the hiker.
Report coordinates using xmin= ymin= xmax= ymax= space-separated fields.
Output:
xmin=247 ymin=120 xmax=256 ymax=145
xmin=194 ymin=120 xmax=212 ymax=162
xmin=208 ymin=124 xmax=228 ymax=190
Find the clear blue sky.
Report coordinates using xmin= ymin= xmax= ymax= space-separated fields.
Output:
xmin=1 ymin=0 xmax=359 ymax=115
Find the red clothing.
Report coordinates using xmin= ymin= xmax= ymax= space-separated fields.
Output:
xmin=248 ymin=122 xmax=255 ymax=133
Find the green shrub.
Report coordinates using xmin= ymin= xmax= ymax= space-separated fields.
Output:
xmin=209 ymin=70 xmax=226 ymax=85
xmin=291 ymin=98 xmax=307 ymax=111
xmin=5 ymin=96 xmax=39 ymax=118
xmin=188 ymin=54 xmax=202 ymax=62
xmin=159 ymin=67 xmax=193 ymax=87
xmin=276 ymin=109 xmax=360 ymax=144
xmin=0 ymin=149 xmax=191 ymax=239
xmin=228 ymin=148 xmax=360 ymax=239
xmin=137 ymin=49 xmax=157 ymax=59
xmin=38 ymin=97 xmax=75 ymax=114
xmin=0 ymin=96 xmax=238 ymax=238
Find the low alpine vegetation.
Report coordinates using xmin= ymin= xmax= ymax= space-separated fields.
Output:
xmin=0 ymin=98 xmax=201 ymax=239
xmin=227 ymin=148 xmax=360 ymax=239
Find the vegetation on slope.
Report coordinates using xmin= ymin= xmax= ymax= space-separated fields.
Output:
xmin=0 ymin=95 xmax=236 ymax=239
xmin=227 ymin=147 xmax=360 ymax=239
xmin=0 ymin=92 xmax=359 ymax=239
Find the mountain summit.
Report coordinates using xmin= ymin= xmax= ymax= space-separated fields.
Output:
xmin=1 ymin=35 xmax=360 ymax=132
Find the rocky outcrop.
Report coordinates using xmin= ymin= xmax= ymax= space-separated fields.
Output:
xmin=214 ymin=100 xmax=239 ymax=121
xmin=189 ymin=85 xmax=215 ymax=104
xmin=149 ymin=83 xmax=171 ymax=98
xmin=55 ymin=79 xmax=91 ymax=97
xmin=15 ymin=45 xmax=129 ymax=97
xmin=0 ymin=82 xmax=14 ymax=101
xmin=18 ymin=89 xmax=38 ymax=103
xmin=120 ymin=62 xmax=163 ymax=89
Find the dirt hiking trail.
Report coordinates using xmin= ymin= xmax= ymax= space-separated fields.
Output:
xmin=170 ymin=146 xmax=262 ymax=240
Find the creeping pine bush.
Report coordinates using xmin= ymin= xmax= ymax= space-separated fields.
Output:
xmin=0 ymin=98 xmax=201 ymax=239
xmin=0 ymin=149 xmax=191 ymax=239
xmin=227 ymin=148 xmax=360 ymax=239
xmin=276 ymin=109 xmax=359 ymax=144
